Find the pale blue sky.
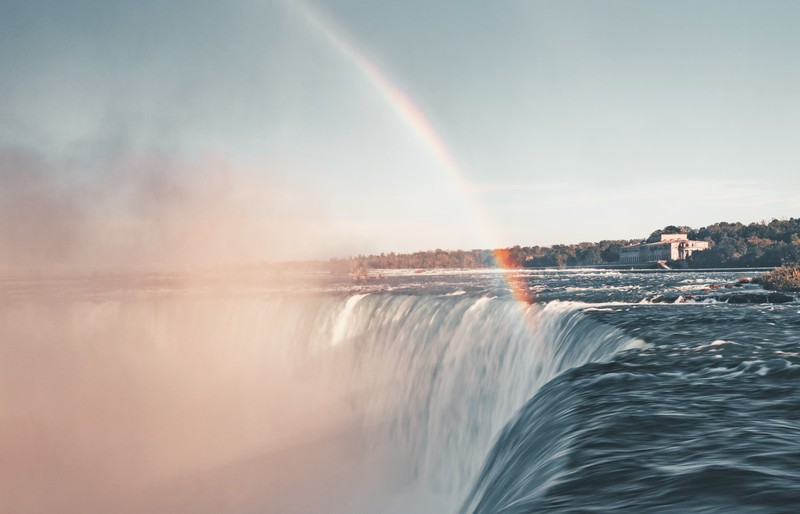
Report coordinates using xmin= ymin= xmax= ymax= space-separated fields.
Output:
xmin=1 ymin=0 xmax=799 ymax=262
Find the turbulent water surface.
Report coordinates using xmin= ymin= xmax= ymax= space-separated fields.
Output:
xmin=1 ymin=269 xmax=799 ymax=513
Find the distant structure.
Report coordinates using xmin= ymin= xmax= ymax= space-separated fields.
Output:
xmin=619 ymin=234 xmax=710 ymax=265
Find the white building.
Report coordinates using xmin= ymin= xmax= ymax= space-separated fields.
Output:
xmin=619 ymin=234 xmax=710 ymax=264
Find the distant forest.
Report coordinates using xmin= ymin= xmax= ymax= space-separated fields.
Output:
xmin=289 ymin=218 xmax=800 ymax=271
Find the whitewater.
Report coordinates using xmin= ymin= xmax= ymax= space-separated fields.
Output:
xmin=1 ymin=269 xmax=798 ymax=513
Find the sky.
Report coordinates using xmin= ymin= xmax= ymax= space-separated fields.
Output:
xmin=1 ymin=0 xmax=799 ymax=267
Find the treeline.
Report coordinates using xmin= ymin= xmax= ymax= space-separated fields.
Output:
xmin=327 ymin=249 xmax=496 ymax=273
xmin=274 ymin=217 xmax=800 ymax=272
xmin=685 ymin=218 xmax=800 ymax=268
xmin=517 ymin=240 xmax=631 ymax=268
xmin=325 ymin=239 xmax=636 ymax=271
xmin=515 ymin=218 xmax=800 ymax=268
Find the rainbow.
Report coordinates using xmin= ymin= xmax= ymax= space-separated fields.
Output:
xmin=288 ymin=0 xmax=535 ymax=304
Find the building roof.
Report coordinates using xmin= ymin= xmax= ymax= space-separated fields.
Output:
xmin=622 ymin=236 xmax=708 ymax=249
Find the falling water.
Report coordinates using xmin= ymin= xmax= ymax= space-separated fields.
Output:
xmin=0 ymin=275 xmax=639 ymax=513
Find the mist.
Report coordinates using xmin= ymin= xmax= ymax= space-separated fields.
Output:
xmin=0 ymin=147 xmax=420 ymax=513
xmin=0 ymin=284 xmax=420 ymax=514
xmin=0 ymin=146 xmax=343 ymax=273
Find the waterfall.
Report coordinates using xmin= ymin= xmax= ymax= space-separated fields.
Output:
xmin=0 ymin=288 xmax=638 ymax=513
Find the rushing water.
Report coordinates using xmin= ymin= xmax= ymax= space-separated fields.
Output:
xmin=1 ymin=269 xmax=798 ymax=513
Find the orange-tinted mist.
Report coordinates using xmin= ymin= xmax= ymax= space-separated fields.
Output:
xmin=492 ymin=249 xmax=536 ymax=304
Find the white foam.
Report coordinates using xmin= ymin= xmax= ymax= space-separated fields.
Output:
xmin=466 ymin=296 xmax=493 ymax=314
xmin=693 ymin=339 xmax=739 ymax=352
xmin=331 ymin=293 xmax=369 ymax=346
xmin=623 ymin=338 xmax=651 ymax=350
